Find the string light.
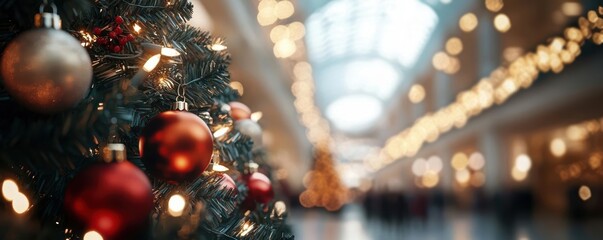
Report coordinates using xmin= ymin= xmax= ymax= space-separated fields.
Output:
xmin=83 ymin=231 xmax=104 ymax=240
xmin=239 ymin=222 xmax=254 ymax=236
xmin=408 ymin=84 xmax=426 ymax=103
xmin=211 ymin=43 xmax=227 ymax=52
xmin=459 ymin=13 xmax=478 ymax=32
xmin=485 ymin=0 xmax=504 ymax=12
xmin=445 ymin=37 xmax=463 ymax=55
xmin=212 ymin=164 xmax=229 ymax=172
xmin=374 ymin=8 xmax=603 ymax=171
xmin=133 ymin=23 xmax=142 ymax=33
xmin=494 ymin=13 xmax=512 ymax=33
xmin=511 ymin=167 xmax=528 ymax=182
xmin=550 ymin=138 xmax=567 ymax=157
xmin=250 ymin=112 xmax=263 ymax=122
xmin=579 ymin=185 xmax=592 ymax=201
xmin=168 ymin=194 xmax=186 ymax=217
xmin=2 ymin=179 xmax=19 ymax=201
xmin=131 ymin=54 xmax=162 ymax=87
xmin=468 ymin=152 xmax=486 ymax=170
xmin=213 ymin=127 xmax=231 ymax=139
xmin=12 ymin=192 xmax=29 ymax=214
xmin=515 ymin=154 xmax=532 ymax=172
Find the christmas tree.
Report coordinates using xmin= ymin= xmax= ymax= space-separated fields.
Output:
xmin=0 ymin=0 xmax=293 ymax=239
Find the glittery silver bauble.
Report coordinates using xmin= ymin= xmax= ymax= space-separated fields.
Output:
xmin=236 ymin=119 xmax=263 ymax=149
xmin=1 ymin=28 xmax=92 ymax=114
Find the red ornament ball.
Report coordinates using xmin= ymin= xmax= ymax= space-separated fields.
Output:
xmin=228 ymin=101 xmax=251 ymax=120
xmin=64 ymin=161 xmax=153 ymax=240
xmin=218 ymin=173 xmax=237 ymax=192
xmin=242 ymin=172 xmax=274 ymax=210
xmin=139 ymin=111 xmax=214 ymax=183
xmin=112 ymin=45 xmax=121 ymax=53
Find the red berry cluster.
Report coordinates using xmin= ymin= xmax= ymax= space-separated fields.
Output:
xmin=93 ymin=16 xmax=136 ymax=53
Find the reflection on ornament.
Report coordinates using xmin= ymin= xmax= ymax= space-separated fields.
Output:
xmin=139 ymin=111 xmax=214 ymax=182
xmin=1 ymin=28 xmax=92 ymax=113
xmin=64 ymin=161 xmax=153 ymax=239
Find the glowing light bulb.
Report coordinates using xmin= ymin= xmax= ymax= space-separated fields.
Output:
xmin=143 ymin=54 xmax=161 ymax=72
xmin=12 ymin=192 xmax=29 ymax=214
xmin=133 ymin=23 xmax=142 ymax=33
xmin=168 ymin=194 xmax=186 ymax=217
xmin=2 ymin=179 xmax=19 ymax=201
xmin=83 ymin=231 xmax=104 ymax=240
xmin=213 ymin=127 xmax=230 ymax=139
xmin=161 ymin=47 xmax=180 ymax=57
xmin=251 ymin=112 xmax=263 ymax=122
xmin=211 ymin=44 xmax=227 ymax=51
xmin=240 ymin=222 xmax=253 ymax=236
xmin=550 ymin=138 xmax=567 ymax=157
xmin=212 ymin=164 xmax=229 ymax=172
xmin=579 ymin=185 xmax=592 ymax=201
xmin=514 ymin=154 xmax=532 ymax=172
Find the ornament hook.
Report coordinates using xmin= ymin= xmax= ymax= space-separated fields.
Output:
xmin=36 ymin=1 xmax=61 ymax=29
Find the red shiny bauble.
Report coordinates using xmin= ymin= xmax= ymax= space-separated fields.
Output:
xmin=242 ymin=172 xmax=274 ymax=210
xmin=64 ymin=161 xmax=153 ymax=240
xmin=219 ymin=173 xmax=237 ymax=192
xmin=228 ymin=101 xmax=251 ymax=120
xmin=139 ymin=111 xmax=214 ymax=183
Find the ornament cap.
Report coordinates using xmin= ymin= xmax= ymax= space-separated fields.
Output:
xmin=173 ymin=101 xmax=188 ymax=111
xmin=103 ymin=143 xmax=127 ymax=163
xmin=35 ymin=3 xmax=61 ymax=29
xmin=244 ymin=162 xmax=259 ymax=175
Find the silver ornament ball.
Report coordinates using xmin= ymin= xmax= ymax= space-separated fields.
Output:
xmin=236 ymin=119 xmax=263 ymax=149
xmin=1 ymin=28 xmax=92 ymax=114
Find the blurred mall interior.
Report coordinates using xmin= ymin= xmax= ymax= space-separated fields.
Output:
xmin=198 ymin=0 xmax=601 ymax=239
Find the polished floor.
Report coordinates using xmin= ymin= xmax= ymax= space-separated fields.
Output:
xmin=289 ymin=204 xmax=603 ymax=240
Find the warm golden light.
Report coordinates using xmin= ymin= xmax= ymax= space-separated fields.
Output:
xmin=514 ymin=154 xmax=532 ymax=172
xmin=213 ymin=127 xmax=230 ymax=139
xmin=494 ymin=13 xmax=511 ymax=33
xmin=550 ymin=138 xmax=567 ymax=157
xmin=133 ymin=23 xmax=142 ymax=33
xmin=408 ymin=84 xmax=426 ymax=103
xmin=240 ymin=222 xmax=253 ymax=236
xmin=275 ymin=0 xmax=295 ymax=19
xmin=579 ymin=185 xmax=592 ymax=201
xmin=485 ymin=0 xmax=504 ymax=12
xmin=446 ymin=37 xmax=463 ymax=55
xmin=161 ymin=47 xmax=181 ymax=57
xmin=211 ymin=44 xmax=228 ymax=52
xmin=503 ymin=46 xmax=523 ymax=62
xmin=83 ymin=231 xmax=104 ymax=240
xmin=12 ymin=192 xmax=29 ymax=214
xmin=421 ymin=171 xmax=439 ymax=188
xmin=257 ymin=1 xmax=278 ymax=26
xmin=411 ymin=158 xmax=427 ymax=177
xmin=270 ymin=25 xmax=289 ymax=43
xmin=212 ymin=164 xmax=229 ymax=172
xmin=143 ymin=54 xmax=161 ymax=72
xmin=427 ymin=156 xmax=443 ymax=173
xmin=230 ymin=81 xmax=244 ymax=95
xmin=566 ymin=125 xmax=587 ymax=141
xmin=2 ymin=179 xmax=19 ymax=201
xmin=562 ymin=2 xmax=583 ymax=16
xmin=251 ymin=111 xmax=263 ymax=122
xmin=455 ymin=169 xmax=470 ymax=185
xmin=432 ymin=51 xmax=450 ymax=70
xmin=168 ymin=194 xmax=186 ymax=217
xmin=511 ymin=167 xmax=528 ymax=182
xmin=459 ymin=13 xmax=478 ymax=32
xmin=288 ymin=22 xmax=306 ymax=40
xmin=451 ymin=152 xmax=469 ymax=170
xmin=274 ymin=39 xmax=296 ymax=58
xmin=468 ymin=152 xmax=485 ymax=170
